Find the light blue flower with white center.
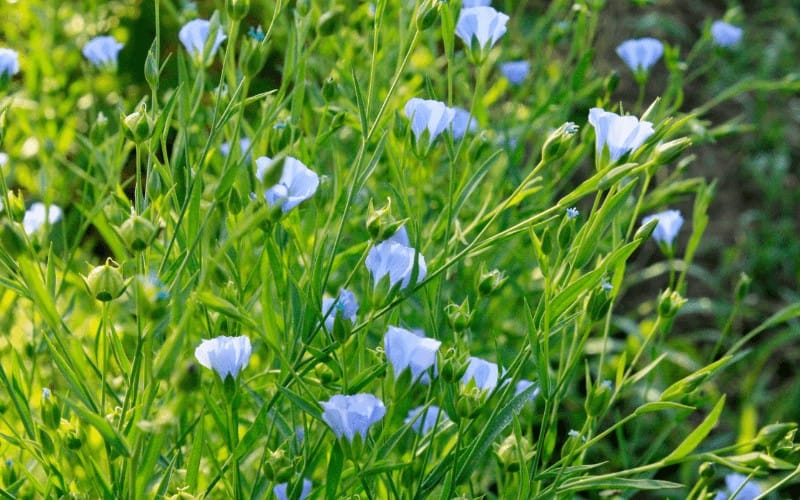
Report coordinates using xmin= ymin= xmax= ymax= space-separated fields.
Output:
xmin=178 ymin=19 xmax=226 ymax=65
xmin=322 ymin=289 xmax=358 ymax=332
xmin=22 ymin=202 xmax=63 ymax=235
xmin=455 ymin=7 xmax=509 ymax=55
xmin=514 ymin=379 xmax=540 ymax=401
xmin=615 ymin=37 xmax=664 ymax=73
xmin=461 ymin=356 xmax=499 ymax=392
xmin=500 ymin=60 xmax=530 ymax=85
xmin=711 ymin=20 xmax=743 ymax=48
xmin=273 ymin=478 xmax=312 ymax=500
xmin=365 ymin=240 xmax=427 ymax=289
xmin=320 ymin=393 xmax=386 ymax=442
xmin=405 ymin=405 xmax=449 ymax=434
xmin=82 ymin=36 xmax=124 ymax=69
xmin=642 ymin=209 xmax=683 ymax=246
xmin=588 ymin=107 xmax=655 ymax=162
xmin=0 ymin=48 xmax=19 ymax=78
xmin=451 ymin=107 xmax=478 ymax=140
xmin=404 ymin=98 xmax=455 ymax=145
xmin=714 ymin=473 xmax=761 ymax=500
xmin=384 ymin=326 xmax=441 ymax=384
xmin=194 ymin=335 xmax=252 ymax=381
xmin=256 ymin=156 xmax=319 ymax=213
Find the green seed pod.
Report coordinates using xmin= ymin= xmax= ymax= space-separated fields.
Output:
xmin=322 ymin=76 xmax=337 ymax=101
xmin=657 ymin=289 xmax=686 ymax=320
xmin=264 ymin=448 xmax=294 ymax=483
xmin=735 ymin=273 xmax=751 ymax=302
xmin=455 ymin=386 xmax=483 ymax=420
xmin=415 ymin=0 xmax=439 ymax=31
xmin=439 ymin=347 xmax=469 ymax=384
xmin=118 ymin=213 xmax=158 ymax=251
xmin=144 ymin=44 xmax=159 ymax=91
xmin=84 ymin=258 xmax=127 ymax=302
xmin=495 ymin=434 xmax=535 ymax=472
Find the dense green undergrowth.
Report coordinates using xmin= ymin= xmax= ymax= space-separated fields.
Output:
xmin=0 ymin=0 xmax=799 ymax=498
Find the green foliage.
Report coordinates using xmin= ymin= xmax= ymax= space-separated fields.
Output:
xmin=0 ymin=0 xmax=798 ymax=498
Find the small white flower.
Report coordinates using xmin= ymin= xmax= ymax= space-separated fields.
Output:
xmin=178 ymin=19 xmax=226 ymax=64
xmin=711 ymin=21 xmax=743 ymax=48
xmin=384 ymin=326 xmax=441 ymax=384
xmin=461 ymin=356 xmax=499 ymax=392
xmin=405 ymin=405 xmax=449 ymax=434
xmin=365 ymin=240 xmax=427 ymax=289
xmin=404 ymin=98 xmax=455 ymax=144
xmin=322 ymin=289 xmax=358 ymax=332
xmin=0 ymin=48 xmax=20 ymax=78
xmin=615 ymin=37 xmax=664 ymax=73
xmin=273 ymin=478 xmax=312 ymax=500
xmin=82 ymin=36 xmax=124 ymax=69
xmin=588 ymin=107 xmax=655 ymax=162
xmin=194 ymin=335 xmax=252 ymax=380
xmin=451 ymin=107 xmax=478 ymax=140
xmin=320 ymin=393 xmax=386 ymax=442
xmin=500 ymin=60 xmax=530 ymax=85
xmin=257 ymin=156 xmax=319 ymax=213
xmin=22 ymin=202 xmax=63 ymax=235
xmin=456 ymin=7 xmax=510 ymax=52
xmin=642 ymin=209 xmax=683 ymax=246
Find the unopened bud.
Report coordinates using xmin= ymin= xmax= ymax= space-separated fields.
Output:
xmin=41 ymin=388 xmax=61 ymax=430
xmin=226 ymin=0 xmax=250 ymax=20
xmin=456 ymin=386 xmax=484 ymax=420
xmin=477 ymin=266 xmax=507 ymax=296
xmin=90 ymin=111 xmax=109 ymax=145
xmin=322 ymin=76 xmax=337 ymax=101
xmin=735 ymin=273 xmax=751 ymax=302
xmin=366 ymin=198 xmax=403 ymax=241
xmin=3 ymin=190 xmax=25 ymax=222
xmin=496 ymin=434 xmax=535 ymax=472
xmin=122 ymin=103 xmax=153 ymax=144
xmin=657 ymin=289 xmax=686 ymax=320
xmin=542 ymin=122 xmax=579 ymax=161
xmin=416 ymin=0 xmax=439 ymax=31
xmin=144 ymin=43 xmax=159 ymax=91
xmin=446 ymin=298 xmax=473 ymax=332
xmin=654 ymin=137 xmax=692 ymax=164
xmin=439 ymin=347 xmax=469 ymax=384
xmin=755 ymin=423 xmax=797 ymax=450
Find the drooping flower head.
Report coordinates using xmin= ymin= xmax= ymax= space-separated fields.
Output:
xmin=588 ymin=107 xmax=655 ymax=162
xmin=404 ymin=98 xmax=455 ymax=145
xmin=320 ymin=393 xmax=386 ymax=442
xmin=616 ymin=37 xmax=664 ymax=74
xmin=273 ymin=478 xmax=312 ymax=500
xmin=322 ymin=289 xmax=359 ymax=332
xmin=641 ymin=209 xmax=683 ymax=247
xmin=456 ymin=7 xmax=510 ymax=61
xmin=711 ymin=21 xmax=743 ymax=48
xmin=500 ymin=60 xmax=530 ymax=85
xmin=23 ymin=202 xmax=63 ymax=235
xmin=461 ymin=356 xmax=499 ymax=393
xmin=365 ymin=240 xmax=427 ymax=290
xmin=0 ymin=48 xmax=20 ymax=79
xmin=179 ymin=19 xmax=226 ymax=65
xmin=194 ymin=335 xmax=252 ymax=380
xmin=82 ymin=36 xmax=124 ymax=69
xmin=256 ymin=156 xmax=319 ymax=213
xmin=405 ymin=406 xmax=450 ymax=435
xmin=384 ymin=326 xmax=441 ymax=384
